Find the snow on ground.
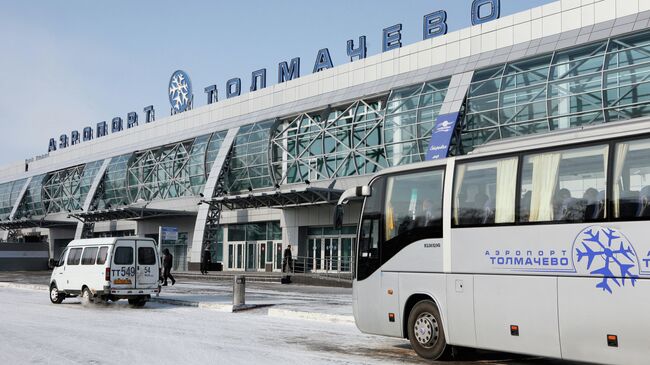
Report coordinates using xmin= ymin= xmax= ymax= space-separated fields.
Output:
xmin=0 ymin=287 xmax=580 ymax=365
xmin=0 ymin=287 xmax=420 ymax=365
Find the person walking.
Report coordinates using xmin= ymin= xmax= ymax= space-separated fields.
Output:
xmin=201 ymin=247 xmax=212 ymax=275
xmin=162 ymin=248 xmax=175 ymax=286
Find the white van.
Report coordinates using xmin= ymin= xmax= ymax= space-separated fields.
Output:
xmin=49 ymin=237 xmax=160 ymax=307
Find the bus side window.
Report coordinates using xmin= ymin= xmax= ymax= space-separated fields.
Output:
xmin=453 ymin=157 xmax=517 ymax=226
xmin=520 ymin=145 xmax=607 ymax=222
xmin=613 ymin=139 xmax=650 ymax=219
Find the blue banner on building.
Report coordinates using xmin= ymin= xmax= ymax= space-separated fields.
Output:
xmin=425 ymin=112 xmax=460 ymax=160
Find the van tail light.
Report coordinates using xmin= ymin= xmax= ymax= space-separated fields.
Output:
xmin=105 ymin=267 xmax=110 ymax=281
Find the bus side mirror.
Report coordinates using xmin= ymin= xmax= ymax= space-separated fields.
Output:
xmin=48 ymin=258 xmax=56 ymax=269
xmin=333 ymin=205 xmax=344 ymax=229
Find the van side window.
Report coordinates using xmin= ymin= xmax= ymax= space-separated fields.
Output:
xmin=96 ymin=246 xmax=109 ymax=265
xmin=81 ymin=247 xmax=98 ymax=265
xmin=138 ymin=247 xmax=156 ymax=265
xmin=66 ymin=248 xmax=82 ymax=265
xmin=57 ymin=249 xmax=67 ymax=267
xmin=114 ymin=247 xmax=133 ymax=265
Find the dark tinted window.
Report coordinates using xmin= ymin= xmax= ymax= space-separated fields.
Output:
xmin=356 ymin=177 xmax=384 ymax=281
xmin=66 ymin=248 xmax=82 ymax=265
xmin=96 ymin=246 xmax=109 ymax=265
xmin=385 ymin=169 xmax=444 ymax=240
xmin=382 ymin=169 xmax=444 ymax=266
xmin=114 ymin=247 xmax=133 ymax=265
xmin=138 ymin=247 xmax=156 ymax=265
xmin=81 ymin=247 xmax=98 ymax=265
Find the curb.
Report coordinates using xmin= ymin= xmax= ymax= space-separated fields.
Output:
xmin=268 ymin=308 xmax=355 ymax=324
xmin=0 ymin=282 xmax=48 ymax=291
xmin=150 ymin=297 xmax=271 ymax=312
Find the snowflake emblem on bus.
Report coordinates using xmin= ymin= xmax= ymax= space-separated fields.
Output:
xmin=573 ymin=226 xmax=639 ymax=294
xmin=168 ymin=70 xmax=192 ymax=113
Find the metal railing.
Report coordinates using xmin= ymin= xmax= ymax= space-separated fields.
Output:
xmin=284 ymin=255 xmax=354 ymax=281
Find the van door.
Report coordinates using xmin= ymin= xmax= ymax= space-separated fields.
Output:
xmin=136 ymin=240 xmax=158 ymax=289
xmin=111 ymin=240 xmax=136 ymax=289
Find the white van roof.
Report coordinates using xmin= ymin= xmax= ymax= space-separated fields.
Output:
xmin=66 ymin=237 xmax=155 ymax=247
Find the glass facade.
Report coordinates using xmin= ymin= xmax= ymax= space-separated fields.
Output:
xmin=94 ymin=154 xmax=130 ymax=209
xmin=0 ymin=179 xmax=26 ymax=220
xmin=461 ymin=30 xmax=650 ymax=152
xmin=227 ymin=221 xmax=282 ymax=241
xmin=226 ymin=120 xmax=274 ymax=193
xmin=126 ymin=135 xmax=211 ymax=202
xmin=384 ymin=78 xmax=451 ymax=165
xmin=14 ymin=175 xmax=46 ymax=218
xmin=3 ymin=26 xmax=650 ymax=251
xmin=269 ymin=78 xmax=451 ymax=185
xmin=271 ymin=99 xmax=388 ymax=184
xmin=41 ymin=161 xmax=102 ymax=214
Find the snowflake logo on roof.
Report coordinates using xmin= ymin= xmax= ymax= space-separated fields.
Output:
xmin=573 ymin=226 xmax=639 ymax=294
xmin=168 ymin=70 xmax=193 ymax=113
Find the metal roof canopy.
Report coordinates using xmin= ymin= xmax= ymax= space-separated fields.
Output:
xmin=0 ymin=218 xmax=76 ymax=230
xmin=214 ymin=187 xmax=344 ymax=210
xmin=69 ymin=206 xmax=196 ymax=223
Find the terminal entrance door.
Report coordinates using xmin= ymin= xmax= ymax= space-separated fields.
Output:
xmin=324 ymin=238 xmax=339 ymax=271
xmin=228 ymin=243 xmax=246 ymax=270
xmin=245 ymin=242 xmax=258 ymax=271
xmin=307 ymin=232 xmax=356 ymax=273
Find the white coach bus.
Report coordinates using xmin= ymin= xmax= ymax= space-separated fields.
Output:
xmin=335 ymin=118 xmax=650 ymax=364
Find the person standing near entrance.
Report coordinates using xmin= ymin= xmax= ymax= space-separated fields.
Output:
xmin=201 ymin=247 xmax=211 ymax=275
xmin=283 ymin=245 xmax=293 ymax=273
xmin=162 ymin=248 xmax=176 ymax=286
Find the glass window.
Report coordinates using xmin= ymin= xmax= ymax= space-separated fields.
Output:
xmin=228 ymin=225 xmax=245 ymax=241
xmin=520 ymin=145 xmax=608 ymax=222
xmin=454 ymin=157 xmax=518 ymax=225
xmin=138 ymin=247 xmax=156 ymax=265
xmin=57 ymin=249 xmax=67 ymax=267
xmin=613 ymin=138 xmax=650 ymax=218
xmin=356 ymin=177 xmax=384 ymax=281
xmin=385 ymin=170 xmax=444 ymax=241
xmin=66 ymin=248 xmax=82 ymax=265
xmin=96 ymin=246 xmax=109 ymax=265
xmin=114 ymin=247 xmax=133 ymax=265
xmin=81 ymin=247 xmax=98 ymax=265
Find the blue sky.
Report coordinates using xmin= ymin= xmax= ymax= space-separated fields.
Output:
xmin=0 ymin=0 xmax=554 ymax=166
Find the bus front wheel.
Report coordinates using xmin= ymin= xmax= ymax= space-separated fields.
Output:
xmin=407 ymin=300 xmax=451 ymax=360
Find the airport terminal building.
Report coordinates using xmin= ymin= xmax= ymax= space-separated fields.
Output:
xmin=1 ymin=0 xmax=649 ymax=272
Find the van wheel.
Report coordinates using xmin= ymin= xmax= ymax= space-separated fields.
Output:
xmin=407 ymin=300 xmax=452 ymax=360
xmin=81 ymin=287 xmax=93 ymax=306
xmin=128 ymin=298 xmax=147 ymax=307
xmin=49 ymin=284 xmax=64 ymax=304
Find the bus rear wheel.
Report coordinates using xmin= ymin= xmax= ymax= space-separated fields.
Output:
xmin=407 ymin=300 xmax=451 ymax=360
